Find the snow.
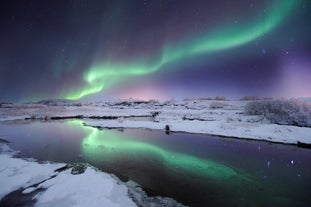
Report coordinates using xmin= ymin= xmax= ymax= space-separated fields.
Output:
xmin=1 ymin=99 xmax=311 ymax=144
xmin=127 ymin=182 xmax=186 ymax=207
xmin=0 ymin=144 xmax=135 ymax=207
xmin=0 ymin=144 xmax=186 ymax=207
xmin=0 ymin=145 xmax=66 ymax=200
xmin=82 ymin=119 xmax=311 ymax=144
xmin=34 ymin=168 xmax=136 ymax=207
xmin=2 ymin=99 xmax=309 ymax=206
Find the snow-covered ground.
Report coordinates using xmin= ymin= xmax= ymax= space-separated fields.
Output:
xmin=0 ymin=99 xmax=311 ymax=144
xmin=0 ymin=144 xmax=185 ymax=207
xmin=1 ymin=99 xmax=310 ymax=206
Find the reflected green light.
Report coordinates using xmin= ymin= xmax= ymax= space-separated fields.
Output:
xmin=65 ymin=0 xmax=297 ymax=100
xmin=69 ymin=120 xmax=245 ymax=180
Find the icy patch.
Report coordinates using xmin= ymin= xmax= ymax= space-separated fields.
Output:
xmin=0 ymin=146 xmax=65 ymax=200
xmin=0 ymin=143 xmax=18 ymax=156
xmin=126 ymin=181 xmax=187 ymax=207
xmin=35 ymin=168 xmax=136 ymax=207
xmin=22 ymin=187 xmax=37 ymax=194
xmin=0 ymin=144 xmax=134 ymax=206
xmin=2 ymin=99 xmax=311 ymax=144
xmin=0 ymin=144 xmax=186 ymax=207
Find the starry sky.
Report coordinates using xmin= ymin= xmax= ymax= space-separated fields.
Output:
xmin=0 ymin=0 xmax=311 ymax=102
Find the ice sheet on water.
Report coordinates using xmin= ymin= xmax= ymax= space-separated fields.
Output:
xmin=0 ymin=144 xmax=187 ymax=207
xmin=0 ymin=145 xmax=65 ymax=200
xmin=127 ymin=184 xmax=187 ymax=207
xmin=34 ymin=168 xmax=136 ymax=207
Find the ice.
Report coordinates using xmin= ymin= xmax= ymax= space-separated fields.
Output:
xmin=22 ymin=187 xmax=37 ymax=194
xmin=0 ymin=149 xmax=65 ymax=199
xmin=0 ymin=144 xmax=187 ymax=207
xmin=1 ymin=99 xmax=311 ymax=144
xmin=0 ymin=144 xmax=134 ymax=206
xmin=127 ymin=184 xmax=186 ymax=207
xmin=35 ymin=168 xmax=136 ymax=207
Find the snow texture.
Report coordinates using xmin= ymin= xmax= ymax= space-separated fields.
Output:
xmin=1 ymin=99 xmax=311 ymax=144
xmin=0 ymin=144 xmax=187 ymax=207
xmin=0 ymin=144 xmax=135 ymax=207
xmin=245 ymin=99 xmax=311 ymax=127
xmin=0 ymin=145 xmax=65 ymax=200
xmin=34 ymin=168 xmax=136 ymax=207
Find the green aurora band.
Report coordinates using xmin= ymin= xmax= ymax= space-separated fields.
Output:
xmin=68 ymin=120 xmax=250 ymax=180
xmin=66 ymin=0 xmax=297 ymax=100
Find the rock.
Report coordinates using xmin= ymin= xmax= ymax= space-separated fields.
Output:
xmin=165 ymin=125 xmax=170 ymax=134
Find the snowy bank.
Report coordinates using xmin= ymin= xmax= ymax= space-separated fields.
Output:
xmin=0 ymin=144 xmax=186 ymax=207
xmin=1 ymin=99 xmax=311 ymax=145
xmin=83 ymin=119 xmax=311 ymax=145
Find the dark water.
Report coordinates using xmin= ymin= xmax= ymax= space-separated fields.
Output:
xmin=0 ymin=120 xmax=310 ymax=207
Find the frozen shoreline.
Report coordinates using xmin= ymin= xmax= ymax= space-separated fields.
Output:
xmin=1 ymin=99 xmax=311 ymax=145
xmin=83 ymin=119 xmax=311 ymax=145
xmin=0 ymin=144 xmax=185 ymax=207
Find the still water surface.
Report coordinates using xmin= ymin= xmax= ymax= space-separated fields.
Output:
xmin=0 ymin=120 xmax=310 ymax=207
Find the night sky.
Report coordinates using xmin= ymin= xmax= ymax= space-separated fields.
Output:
xmin=1 ymin=0 xmax=311 ymax=102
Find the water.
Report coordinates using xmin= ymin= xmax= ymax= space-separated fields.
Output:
xmin=0 ymin=120 xmax=310 ymax=207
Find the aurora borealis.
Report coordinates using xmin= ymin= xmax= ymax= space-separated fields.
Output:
xmin=66 ymin=120 xmax=244 ymax=180
xmin=0 ymin=0 xmax=311 ymax=101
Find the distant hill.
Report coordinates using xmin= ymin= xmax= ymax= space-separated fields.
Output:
xmin=297 ymin=97 xmax=311 ymax=103
xmin=35 ymin=99 xmax=74 ymax=106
